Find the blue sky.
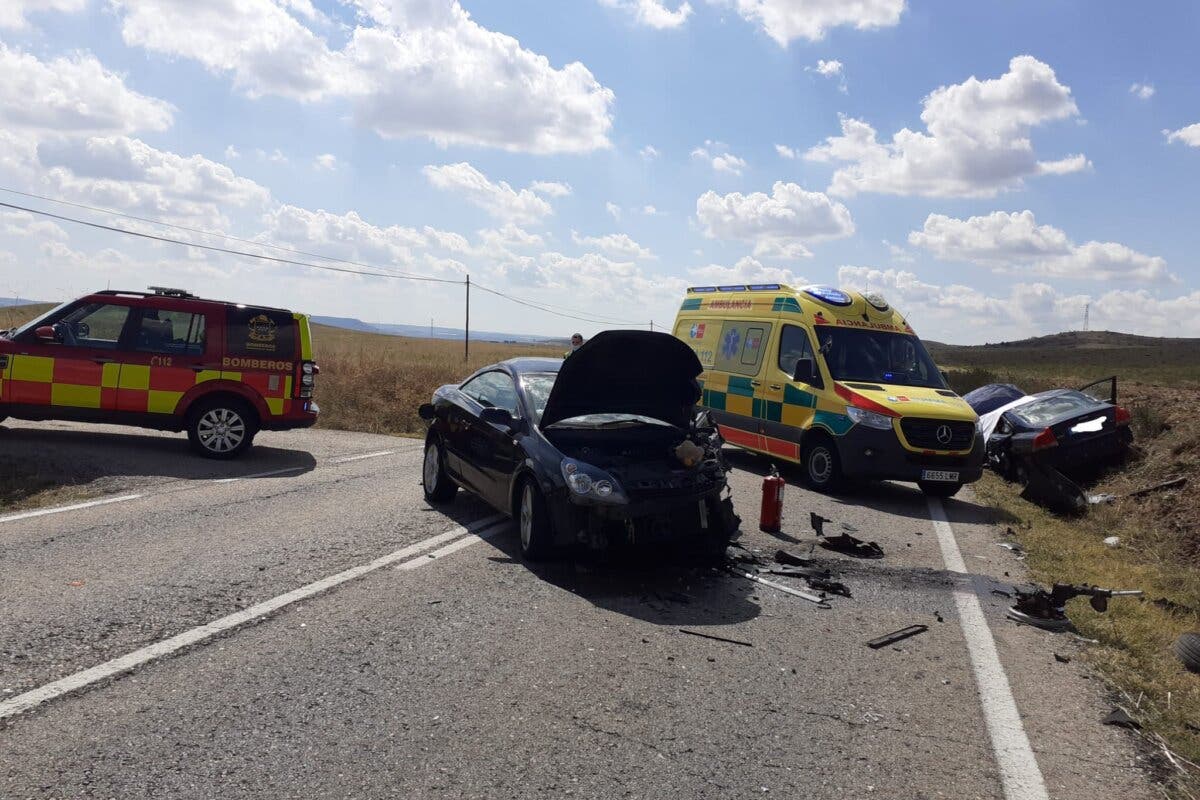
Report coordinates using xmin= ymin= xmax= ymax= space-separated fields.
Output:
xmin=1 ymin=0 xmax=1198 ymax=342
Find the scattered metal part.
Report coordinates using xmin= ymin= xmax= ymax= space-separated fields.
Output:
xmin=1101 ymin=708 xmax=1141 ymax=729
xmin=725 ymin=564 xmax=830 ymax=607
xmin=774 ymin=549 xmax=814 ymax=567
xmin=1054 ymin=653 xmax=1071 ymax=664
xmin=764 ymin=566 xmax=830 ymax=580
xmin=679 ymin=628 xmax=753 ymax=647
xmin=866 ymin=624 xmax=929 ymax=650
xmin=1103 ymin=536 xmax=1121 ymax=547
xmin=997 ymin=543 xmax=1024 ymax=554
xmin=1020 ymin=462 xmax=1088 ymax=515
xmin=1007 ymin=583 xmax=1144 ymax=631
xmin=1089 ymin=493 xmax=1117 ymax=505
xmin=809 ymin=512 xmax=832 ymax=537
xmin=1127 ymin=476 xmax=1186 ymax=499
xmin=807 ymin=576 xmax=851 ymax=598
xmin=1152 ymin=597 xmax=1199 ymax=616
xmin=991 ymin=589 xmax=1013 ymax=598
xmin=819 ymin=533 xmax=884 ymax=559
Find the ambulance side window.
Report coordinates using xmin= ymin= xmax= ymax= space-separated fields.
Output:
xmin=134 ymin=308 xmax=207 ymax=356
xmin=778 ymin=325 xmax=815 ymax=378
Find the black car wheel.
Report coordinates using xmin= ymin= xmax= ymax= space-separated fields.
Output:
xmin=919 ymin=480 xmax=963 ymax=499
xmin=422 ymin=436 xmax=458 ymax=503
xmin=517 ymin=479 xmax=552 ymax=561
xmin=187 ymin=398 xmax=257 ymax=459
xmin=801 ymin=435 xmax=843 ymax=493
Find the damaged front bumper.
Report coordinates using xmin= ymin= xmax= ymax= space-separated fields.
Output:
xmin=546 ymin=486 xmax=738 ymax=551
xmin=838 ymin=426 xmax=986 ymax=484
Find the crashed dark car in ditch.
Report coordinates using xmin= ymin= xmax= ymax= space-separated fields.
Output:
xmin=968 ymin=377 xmax=1133 ymax=512
xmin=417 ymin=330 xmax=738 ymax=560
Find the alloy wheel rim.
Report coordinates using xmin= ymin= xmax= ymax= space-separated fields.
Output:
xmin=810 ymin=448 xmax=832 ymax=483
xmin=520 ymin=485 xmax=534 ymax=550
xmin=424 ymin=443 xmax=439 ymax=490
xmin=197 ymin=408 xmax=245 ymax=453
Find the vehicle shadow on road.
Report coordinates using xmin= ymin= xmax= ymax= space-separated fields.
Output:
xmin=0 ymin=424 xmax=318 ymax=487
xmin=480 ymin=529 xmax=764 ymax=627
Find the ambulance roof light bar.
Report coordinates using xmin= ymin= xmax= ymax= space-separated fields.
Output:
xmin=686 ymin=283 xmax=787 ymax=293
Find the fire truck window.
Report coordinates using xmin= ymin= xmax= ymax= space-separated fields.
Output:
xmin=226 ymin=308 xmax=296 ymax=358
xmin=135 ymin=309 xmax=207 ymax=355
xmin=54 ymin=303 xmax=131 ymax=350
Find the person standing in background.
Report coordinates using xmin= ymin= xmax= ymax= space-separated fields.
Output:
xmin=565 ymin=332 xmax=583 ymax=357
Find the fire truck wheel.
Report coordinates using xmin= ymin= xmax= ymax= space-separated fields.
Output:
xmin=187 ymin=397 xmax=257 ymax=459
xmin=422 ymin=436 xmax=458 ymax=503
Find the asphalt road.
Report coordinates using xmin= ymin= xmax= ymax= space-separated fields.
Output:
xmin=0 ymin=420 xmax=1162 ymax=799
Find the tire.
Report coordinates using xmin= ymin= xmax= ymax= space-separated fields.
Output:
xmin=422 ymin=436 xmax=457 ymax=504
xmin=919 ymin=480 xmax=963 ymax=499
xmin=516 ymin=478 xmax=553 ymax=561
xmin=1174 ymin=632 xmax=1200 ymax=674
xmin=186 ymin=397 xmax=257 ymax=459
xmin=801 ymin=434 xmax=843 ymax=493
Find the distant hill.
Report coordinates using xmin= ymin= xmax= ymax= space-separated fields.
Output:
xmin=311 ymin=315 xmax=563 ymax=345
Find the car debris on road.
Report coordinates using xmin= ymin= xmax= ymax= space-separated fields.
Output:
xmin=866 ymin=624 xmax=929 ymax=649
xmin=678 ymin=628 xmax=753 ymax=647
xmin=1006 ymin=583 xmax=1144 ymax=631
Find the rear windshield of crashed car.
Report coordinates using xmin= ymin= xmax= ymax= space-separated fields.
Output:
xmin=1009 ymin=391 xmax=1103 ymax=426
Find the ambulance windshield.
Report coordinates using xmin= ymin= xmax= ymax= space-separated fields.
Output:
xmin=815 ymin=328 xmax=947 ymax=389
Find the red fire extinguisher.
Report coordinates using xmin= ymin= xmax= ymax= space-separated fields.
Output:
xmin=760 ymin=465 xmax=785 ymax=533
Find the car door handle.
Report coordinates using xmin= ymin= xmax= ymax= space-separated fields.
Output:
xmin=750 ymin=380 xmax=762 ymax=387
xmin=769 ymin=384 xmax=783 ymax=391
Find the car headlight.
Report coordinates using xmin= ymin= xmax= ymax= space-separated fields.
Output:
xmin=560 ymin=459 xmax=628 ymax=504
xmin=846 ymin=405 xmax=895 ymax=431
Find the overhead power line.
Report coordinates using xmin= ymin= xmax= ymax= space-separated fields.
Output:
xmin=0 ymin=195 xmax=653 ymax=328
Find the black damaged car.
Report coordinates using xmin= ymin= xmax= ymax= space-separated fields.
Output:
xmin=418 ymin=330 xmax=739 ymax=560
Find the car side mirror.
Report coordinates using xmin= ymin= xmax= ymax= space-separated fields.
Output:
xmin=35 ymin=325 xmax=57 ymax=342
xmin=792 ymin=357 xmax=817 ymax=385
xmin=480 ymin=407 xmax=517 ymax=429
xmin=418 ymin=403 xmax=437 ymax=421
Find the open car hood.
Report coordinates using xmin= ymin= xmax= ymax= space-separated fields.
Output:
xmin=540 ymin=330 xmax=703 ymax=430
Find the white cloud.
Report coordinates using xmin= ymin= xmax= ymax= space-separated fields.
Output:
xmin=599 ymin=0 xmax=693 ymax=29
xmin=908 ymin=210 xmax=1173 ymax=283
xmin=112 ymin=0 xmax=615 ymax=154
xmin=423 ymin=162 xmax=558 ymax=225
xmin=695 ymin=181 xmax=854 ymax=259
xmin=606 ymin=201 xmax=622 ymax=220
xmin=224 ymin=145 xmax=240 ymax=160
xmin=0 ymin=44 xmax=174 ymax=136
xmin=775 ymin=144 xmax=796 ymax=159
xmin=837 ymin=266 xmax=1200 ymax=341
xmin=1129 ymin=83 xmax=1155 ymax=100
xmin=642 ymin=205 xmax=660 ymax=215
xmin=571 ymin=231 xmax=655 ymax=259
xmin=692 ymin=140 xmax=747 ymax=175
xmin=689 ymin=256 xmax=806 ymax=286
xmin=883 ymin=239 xmax=913 ymax=263
xmin=313 ymin=153 xmax=338 ymax=170
xmin=256 ymin=148 xmax=289 ymax=165
xmin=813 ymin=58 xmax=842 ymax=76
xmin=640 ymin=144 xmax=660 ymax=160
xmin=1165 ymin=123 xmax=1200 ymax=147
xmin=1 ymin=210 xmax=71 ymax=242
xmin=805 ymin=56 xmax=1086 ymax=197
xmin=712 ymin=0 xmax=904 ymax=46
xmin=36 ymin=135 xmax=272 ymax=228
xmin=529 ymin=180 xmax=573 ymax=198
xmin=260 ymin=204 xmax=427 ymax=268
xmin=0 ymin=0 xmax=86 ymax=30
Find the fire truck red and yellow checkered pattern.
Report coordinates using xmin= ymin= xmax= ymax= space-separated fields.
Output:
xmin=0 ymin=355 xmax=294 ymax=417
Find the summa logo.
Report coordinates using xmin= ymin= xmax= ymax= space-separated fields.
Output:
xmin=936 ymin=425 xmax=953 ymax=445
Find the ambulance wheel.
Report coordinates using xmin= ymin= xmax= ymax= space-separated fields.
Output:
xmin=517 ymin=479 xmax=552 ymax=561
xmin=919 ymin=480 xmax=963 ymax=499
xmin=187 ymin=397 xmax=257 ymax=459
xmin=801 ymin=433 xmax=843 ymax=493
xmin=422 ymin=436 xmax=457 ymax=503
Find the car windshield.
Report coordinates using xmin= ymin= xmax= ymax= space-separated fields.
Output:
xmin=814 ymin=328 xmax=946 ymax=388
xmin=1010 ymin=391 xmax=1104 ymax=426
xmin=3 ymin=301 xmax=72 ymax=339
xmin=519 ymin=372 xmax=558 ymax=423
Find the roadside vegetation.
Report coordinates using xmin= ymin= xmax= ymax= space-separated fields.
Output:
xmin=943 ymin=338 xmax=1200 ymax=788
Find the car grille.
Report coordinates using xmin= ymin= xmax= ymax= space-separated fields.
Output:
xmin=621 ymin=470 xmax=722 ymax=499
xmin=900 ymin=418 xmax=976 ymax=451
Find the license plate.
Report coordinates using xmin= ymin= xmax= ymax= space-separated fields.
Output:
xmin=921 ymin=469 xmax=960 ymax=482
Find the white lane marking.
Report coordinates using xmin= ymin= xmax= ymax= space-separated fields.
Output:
xmin=212 ymin=466 xmax=308 ymax=484
xmin=0 ymin=513 xmax=507 ymax=721
xmin=327 ymin=450 xmax=395 ymax=464
xmin=395 ymin=522 xmax=508 ymax=569
xmin=0 ymin=494 xmax=143 ymax=525
xmin=927 ymin=497 xmax=1049 ymax=800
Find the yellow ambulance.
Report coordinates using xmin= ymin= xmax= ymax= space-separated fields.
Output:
xmin=673 ymin=283 xmax=983 ymax=497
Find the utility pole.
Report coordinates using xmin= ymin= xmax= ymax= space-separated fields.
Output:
xmin=430 ymin=317 xmax=433 ymax=339
xmin=649 ymin=320 xmax=655 ymax=332
xmin=464 ymin=275 xmax=470 ymax=362
xmin=1084 ymin=302 xmax=1090 ymax=332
